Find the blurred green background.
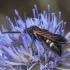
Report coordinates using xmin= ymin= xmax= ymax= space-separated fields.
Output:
xmin=0 ymin=0 xmax=70 ymax=70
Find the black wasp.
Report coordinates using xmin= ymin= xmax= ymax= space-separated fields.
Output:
xmin=2 ymin=26 xmax=67 ymax=56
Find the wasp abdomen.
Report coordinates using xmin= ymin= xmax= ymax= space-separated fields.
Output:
xmin=45 ymin=39 xmax=61 ymax=56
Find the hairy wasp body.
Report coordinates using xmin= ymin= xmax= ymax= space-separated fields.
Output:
xmin=2 ymin=26 xmax=67 ymax=56
xmin=24 ymin=26 xmax=67 ymax=56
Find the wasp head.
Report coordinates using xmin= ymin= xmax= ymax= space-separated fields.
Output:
xmin=24 ymin=26 xmax=41 ymax=39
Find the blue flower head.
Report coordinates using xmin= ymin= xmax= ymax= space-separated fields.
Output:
xmin=0 ymin=4 xmax=70 ymax=70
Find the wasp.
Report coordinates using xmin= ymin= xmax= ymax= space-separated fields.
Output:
xmin=2 ymin=26 xmax=67 ymax=56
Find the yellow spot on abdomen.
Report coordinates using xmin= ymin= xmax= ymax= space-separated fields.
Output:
xmin=46 ymin=39 xmax=49 ymax=43
xmin=49 ymin=42 xmax=54 ymax=47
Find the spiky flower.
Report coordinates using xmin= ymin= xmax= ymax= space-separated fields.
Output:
xmin=0 ymin=4 xmax=70 ymax=70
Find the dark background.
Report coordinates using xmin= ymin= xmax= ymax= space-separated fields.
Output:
xmin=0 ymin=0 xmax=70 ymax=32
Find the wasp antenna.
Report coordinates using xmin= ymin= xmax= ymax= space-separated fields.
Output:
xmin=2 ymin=31 xmax=21 ymax=34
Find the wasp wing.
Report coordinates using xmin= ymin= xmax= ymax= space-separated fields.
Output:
xmin=34 ymin=29 xmax=67 ymax=44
